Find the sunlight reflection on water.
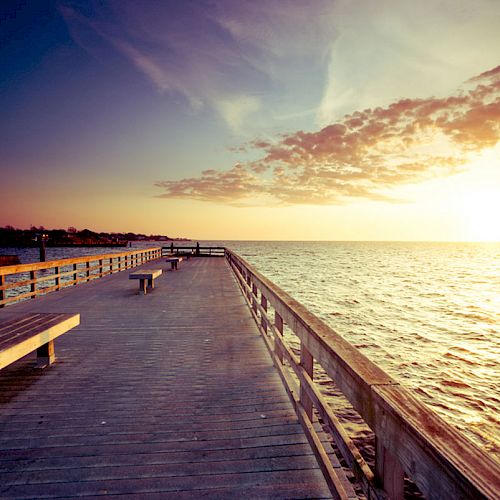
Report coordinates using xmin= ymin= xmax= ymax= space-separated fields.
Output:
xmin=218 ymin=241 xmax=500 ymax=462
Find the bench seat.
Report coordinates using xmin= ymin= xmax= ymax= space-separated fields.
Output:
xmin=129 ymin=269 xmax=162 ymax=294
xmin=165 ymin=257 xmax=183 ymax=270
xmin=0 ymin=313 xmax=80 ymax=369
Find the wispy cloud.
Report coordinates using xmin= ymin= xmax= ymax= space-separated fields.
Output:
xmin=316 ymin=0 xmax=500 ymax=125
xmin=214 ymin=95 xmax=261 ymax=132
xmin=155 ymin=66 xmax=500 ymax=205
xmin=60 ymin=0 xmax=335 ymax=131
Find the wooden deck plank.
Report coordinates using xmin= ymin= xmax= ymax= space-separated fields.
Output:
xmin=0 ymin=442 xmax=318 ymax=471
xmin=1 ymin=454 xmax=323 ymax=483
xmin=0 ymin=414 xmax=300 ymax=438
xmin=0 ymin=469 xmax=330 ymax=499
xmin=0 ymin=258 xmax=335 ymax=498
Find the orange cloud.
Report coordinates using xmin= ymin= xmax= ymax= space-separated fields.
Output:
xmin=156 ymin=66 xmax=500 ymax=205
xmin=155 ymin=165 xmax=264 ymax=205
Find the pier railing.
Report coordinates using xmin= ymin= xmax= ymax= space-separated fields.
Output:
xmin=162 ymin=245 xmax=225 ymax=257
xmin=0 ymin=247 xmax=161 ymax=307
xmin=225 ymin=249 xmax=500 ymax=500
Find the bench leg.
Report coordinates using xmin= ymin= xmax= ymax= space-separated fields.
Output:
xmin=148 ymin=277 xmax=155 ymax=289
xmin=36 ymin=340 xmax=55 ymax=368
xmin=139 ymin=278 xmax=147 ymax=295
xmin=170 ymin=261 xmax=175 ymax=270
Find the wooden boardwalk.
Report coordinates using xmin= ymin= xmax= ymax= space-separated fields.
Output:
xmin=0 ymin=258 xmax=334 ymax=499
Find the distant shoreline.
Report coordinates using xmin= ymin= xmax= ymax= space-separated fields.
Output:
xmin=0 ymin=226 xmax=191 ymax=248
xmin=0 ymin=241 xmax=191 ymax=248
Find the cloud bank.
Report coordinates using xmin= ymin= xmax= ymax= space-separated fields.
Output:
xmin=156 ymin=66 xmax=500 ymax=205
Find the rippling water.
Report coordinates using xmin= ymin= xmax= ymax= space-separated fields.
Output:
xmin=2 ymin=241 xmax=499 ymax=462
xmin=218 ymin=241 xmax=500 ymax=463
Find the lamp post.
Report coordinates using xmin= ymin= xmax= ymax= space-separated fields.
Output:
xmin=35 ymin=233 xmax=48 ymax=262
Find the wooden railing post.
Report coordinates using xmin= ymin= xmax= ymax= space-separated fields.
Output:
xmin=73 ymin=264 xmax=78 ymax=285
xmin=375 ymin=438 xmax=404 ymax=500
xmin=109 ymin=258 xmax=113 ymax=274
xmin=55 ymin=266 xmax=60 ymax=290
xmin=252 ymin=283 xmax=258 ymax=314
xmin=99 ymin=259 xmax=103 ymax=277
xmin=245 ymin=273 xmax=251 ymax=299
xmin=86 ymin=261 xmax=90 ymax=281
xmin=274 ymin=311 xmax=284 ymax=363
xmin=30 ymin=270 xmax=36 ymax=297
xmin=261 ymin=295 xmax=268 ymax=333
xmin=0 ymin=275 xmax=4 ymax=307
xmin=300 ymin=343 xmax=314 ymax=421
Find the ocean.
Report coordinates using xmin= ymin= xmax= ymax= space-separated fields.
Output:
xmin=2 ymin=241 xmax=499 ymax=463
xmin=219 ymin=240 xmax=500 ymax=464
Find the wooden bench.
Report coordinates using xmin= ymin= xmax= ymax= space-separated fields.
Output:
xmin=166 ymin=256 xmax=183 ymax=270
xmin=0 ymin=313 xmax=80 ymax=369
xmin=129 ymin=269 xmax=162 ymax=294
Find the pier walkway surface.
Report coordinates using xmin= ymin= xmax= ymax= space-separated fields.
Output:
xmin=0 ymin=258 xmax=333 ymax=498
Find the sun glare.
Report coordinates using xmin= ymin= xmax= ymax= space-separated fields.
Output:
xmin=461 ymin=190 xmax=500 ymax=242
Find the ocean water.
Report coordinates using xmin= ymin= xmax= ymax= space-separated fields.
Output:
xmin=216 ymin=241 xmax=500 ymax=463
xmin=2 ymin=241 xmax=499 ymax=463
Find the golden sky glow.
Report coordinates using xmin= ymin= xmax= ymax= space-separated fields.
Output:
xmin=1 ymin=1 xmax=499 ymax=241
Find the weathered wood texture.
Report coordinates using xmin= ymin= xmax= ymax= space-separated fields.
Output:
xmin=0 ymin=258 xmax=334 ymax=499
xmin=0 ymin=313 xmax=80 ymax=369
xmin=225 ymin=249 xmax=500 ymax=500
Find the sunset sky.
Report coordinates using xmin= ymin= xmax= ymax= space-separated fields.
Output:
xmin=1 ymin=0 xmax=499 ymax=241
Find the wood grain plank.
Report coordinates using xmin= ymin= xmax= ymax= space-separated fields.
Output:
xmin=0 ymin=313 xmax=80 ymax=369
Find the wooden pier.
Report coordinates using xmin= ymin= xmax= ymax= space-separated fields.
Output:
xmin=1 ymin=248 xmax=499 ymax=499
xmin=0 ymin=255 xmax=337 ymax=498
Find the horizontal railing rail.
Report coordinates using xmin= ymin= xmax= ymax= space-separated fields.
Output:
xmin=225 ymin=248 xmax=500 ymax=500
xmin=0 ymin=247 xmax=162 ymax=307
xmin=161 ymin=245 xmax=225 ymax=257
